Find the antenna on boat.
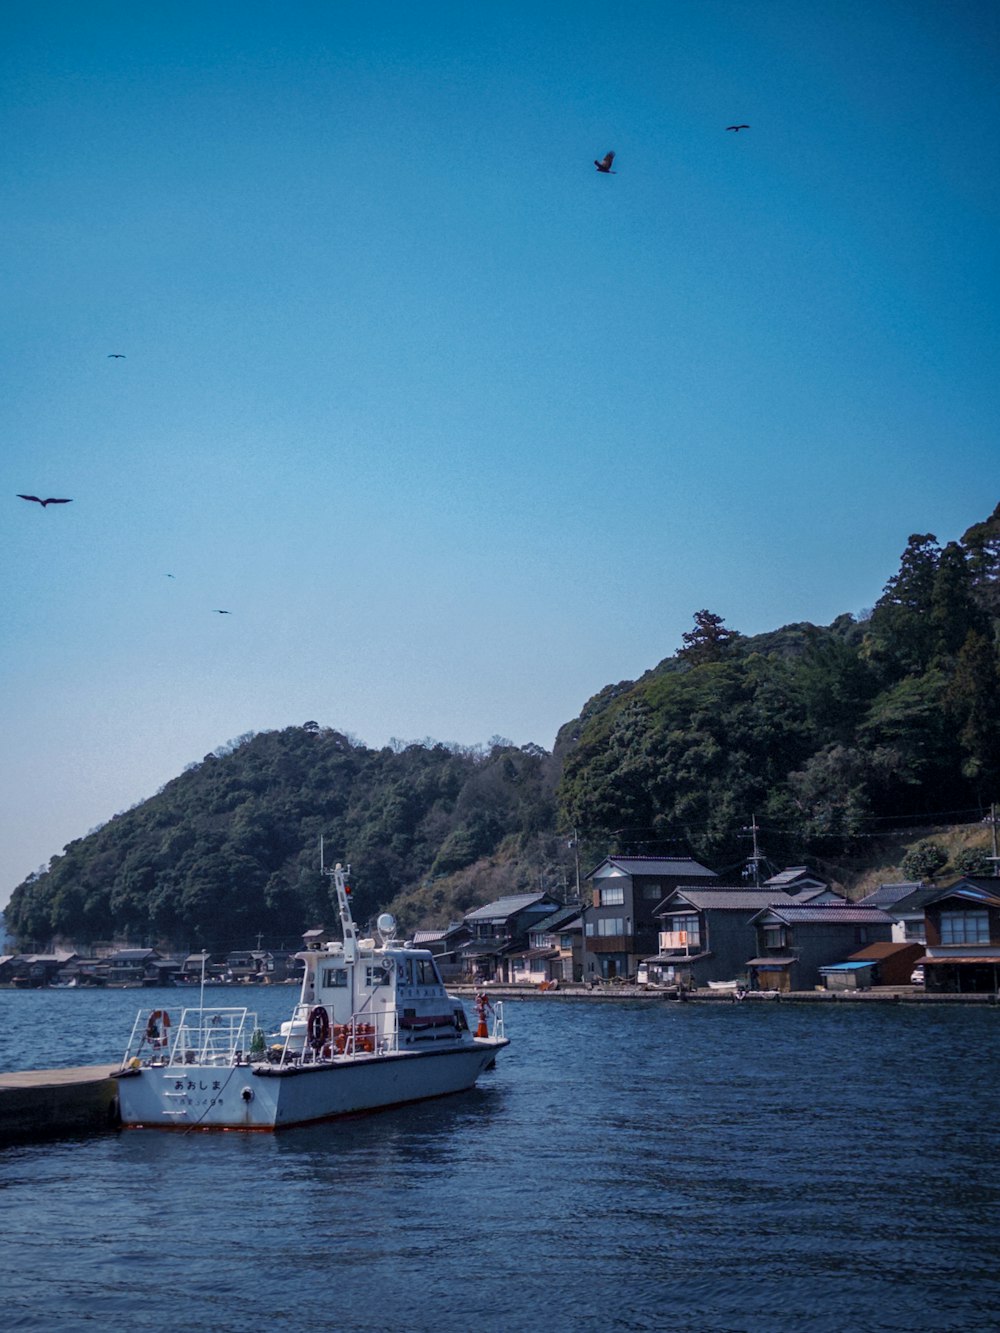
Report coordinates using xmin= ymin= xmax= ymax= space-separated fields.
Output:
xmin=321 ymin=840 xmax=358 ymax=963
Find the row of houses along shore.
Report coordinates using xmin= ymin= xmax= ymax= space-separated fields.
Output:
xmin=5 ymin=857 xmax=1000 ymax=996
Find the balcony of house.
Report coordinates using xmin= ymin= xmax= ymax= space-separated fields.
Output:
xmin=587 ymin=934 xmax=635 ymax=954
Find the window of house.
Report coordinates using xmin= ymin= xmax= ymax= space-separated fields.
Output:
xmin=560 ymin=934 xmax=573 ymax=949
xmin=940 ymin=909 xmax=989 ymax=945
xmin=642 ymin=884 xmax=663 ymax=899
xmin=763 ymin=925 xmax=786 ymax=949
xmin=597 ymin=917 xmax=625 ymax=936
xmin=661 ymin=913 xmax=700 ymax=947
xmin=600 ymin=885 xmax=625 ymax=906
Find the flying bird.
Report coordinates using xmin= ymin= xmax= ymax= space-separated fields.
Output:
xmin=212 ymin=609 xmax=232 ymax=614
xmin=107 ymin=353 xmax=126 ymax=358
xmin=594 ymin=151 xmax=616 ymax=173
xmin=17 ymin=494 xmax=73 ymax=507
xmin=726 ymin=125 xmax=750 ymax=132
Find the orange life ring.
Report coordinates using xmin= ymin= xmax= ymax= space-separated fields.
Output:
xmin=145 ymin=1009 xmax=171 ymax=1044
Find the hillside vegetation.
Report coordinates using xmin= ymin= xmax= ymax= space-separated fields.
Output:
xmin=7 ymin=503 xmax=1000 ymax=950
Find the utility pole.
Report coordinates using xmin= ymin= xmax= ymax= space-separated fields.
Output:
xmin=984 ymin=802 xmax=1000 ymax=876
xmin=569 ymin=829 xmax=589 ymax=984
xmin=742 ymin=815 xmax=763 ymax=887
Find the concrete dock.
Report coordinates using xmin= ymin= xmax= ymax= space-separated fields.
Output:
xmin=0 ymin=1065 xmax=120 ymax=1146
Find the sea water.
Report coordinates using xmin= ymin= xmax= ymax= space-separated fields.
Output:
xmin=1 ymin=988 xmax=998 ymax=1332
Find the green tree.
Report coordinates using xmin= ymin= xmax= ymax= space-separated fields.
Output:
xmin=677 ymin=610 xmax=743 ymax=665
xmin=900 ymin=840 xmax=948 ymax=881
xmin=944 ymin=629 xmax=1000 ymax=789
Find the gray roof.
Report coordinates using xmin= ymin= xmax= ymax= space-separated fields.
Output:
xmin=856 ymin=881 xmax=925 ymax=909
xmin=464 ymin=893 xmax=556 ymax=922
xmin=754 ymin=905 xmax=895 ymax=925
xmin=658 ymin=888 xmax=792 ymax=911
xmin=764 ymin=866 xmax=824 ymax=887
xmin=530 ymin=905 xmax=582 ymax=934
xmin=590 ymin=856 xmax=717 ymax=880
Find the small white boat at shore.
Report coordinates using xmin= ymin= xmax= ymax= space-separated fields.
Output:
xmin=114 ymin=861 xmax=508 ymax=1131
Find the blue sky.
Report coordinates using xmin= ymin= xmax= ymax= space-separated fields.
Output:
xmin=2 ymin=1 xmax=998 ymax=907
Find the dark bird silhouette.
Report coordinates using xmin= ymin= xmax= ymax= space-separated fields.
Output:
xmin=212 ymin=609 xmax=232 ymax=614
xmin=166 ymin=573 xmax=175 ymax=579
xmin=107 ymin=353 xmax=126 ymax=358
xmin=17 ymin=494 xmax=73 ymax=507
xmin=726 ymin=125 xmax=750 ymax=132
xmin=594 ymin=151 xmax=616 ymax=173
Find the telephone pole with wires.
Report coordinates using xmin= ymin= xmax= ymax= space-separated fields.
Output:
xmin=984 ymin=802 xmax=1000 ymax=876
xmin=741 ymin=814 xmax=764 ymax=887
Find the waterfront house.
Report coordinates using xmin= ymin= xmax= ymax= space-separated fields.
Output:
xmin=458 ymin=892 xmax=562 ymax=983
xmin=921 ymin=877 xmax=1000 ymax=993
xmin=3 ymin=950 xmax=78 ymax=987
xmin=855 ymin=882 xmax=939 ymax=944
xmin=650 ymin=887 xmax=792 ymax=988
xmin=585 ymin=856 xmax=718 ymax=981
xmin=746 ymin=903 xmax=895 ymax=992
xmin=105 ymin=948 xmax=165 ymax=985
xmin=509 ymin=905 xmax=581 ymax=985
xmin=408 ymin=922 xmax=470 ymax=982
xmin=178 ymin=952 xmax=227 ymax=984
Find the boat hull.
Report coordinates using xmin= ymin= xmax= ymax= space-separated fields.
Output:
xmin=115 ymin=1039 xmax=507 ymax=1131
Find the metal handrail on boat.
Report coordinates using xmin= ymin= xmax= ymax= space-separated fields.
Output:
xmin=271 ymin=1003 xmax=403 ymax=1067
xmin=121 ymin=1006 xmax=260 ymax=1069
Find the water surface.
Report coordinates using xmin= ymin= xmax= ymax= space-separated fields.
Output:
xmin=2 ymin=989 xmax=998 ymax=1331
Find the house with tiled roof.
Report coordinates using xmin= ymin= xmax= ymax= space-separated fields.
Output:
xmin=746 ymin=902 xmax=895 ymax=992
xmin=649 ymin=886 xmax=793 ymax=988
xmin=509 ymin=905 xmax=581 ymax=986
xmin=585 ymin=855 xmax=717 ymax=981
xmin=457 ymin=892 xmax=562 ymax=983
xmin=921 ymin=877 xmax=1000 ymax=993
xmin=406 ymin=922 xmax=471 ymax=982
xmin=855 ymin=881 xmax=940 ymax=944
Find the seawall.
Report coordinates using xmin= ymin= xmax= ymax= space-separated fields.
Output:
xmin=0 ymin=1065 xmax=120 ymax=1146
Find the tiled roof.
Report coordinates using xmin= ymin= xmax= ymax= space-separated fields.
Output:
xmin=757 ymin=905 xmax=894 ymax=925
xmin=764 ymin=866 xmax=822 ymax=887
xmin=530 ymin=906 xmax=581 ymax=933
xmin=591 ymin=856 xmax=717 ymax=879
xmin=464 ymin=893 xmax=555 ymax=921
xmin=659 ymin=889 xmax=792 ymax=910
xmin=856 ymin=881 xmax=924 ymax=908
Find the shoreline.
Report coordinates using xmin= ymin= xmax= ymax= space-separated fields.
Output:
xmin=448 ymin=982 xmax=999 ymax=1005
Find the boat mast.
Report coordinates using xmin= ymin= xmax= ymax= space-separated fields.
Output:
xmin=321 ymin=837 xmax=358 ymax=964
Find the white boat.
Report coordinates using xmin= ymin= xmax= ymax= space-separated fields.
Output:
xmin=114 ymin=861 xmax=508 ymax=1131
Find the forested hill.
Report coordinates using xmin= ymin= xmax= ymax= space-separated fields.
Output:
xmin=7 ymin=503 xmax=1000 ymax=950
xmin=7 ymin=729 xmax=560 ymax=950
xmin=557 ymin=504 xmax=1000 ymax=867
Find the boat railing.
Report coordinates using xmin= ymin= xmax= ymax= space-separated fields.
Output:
xmin=491 ymin=1000 xmax=505 ymax=1041
xmin=271 ymin=1003 xmax=402 ymax=1067
xmin=121 ymin=1006 xmax=260 ymax=1069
